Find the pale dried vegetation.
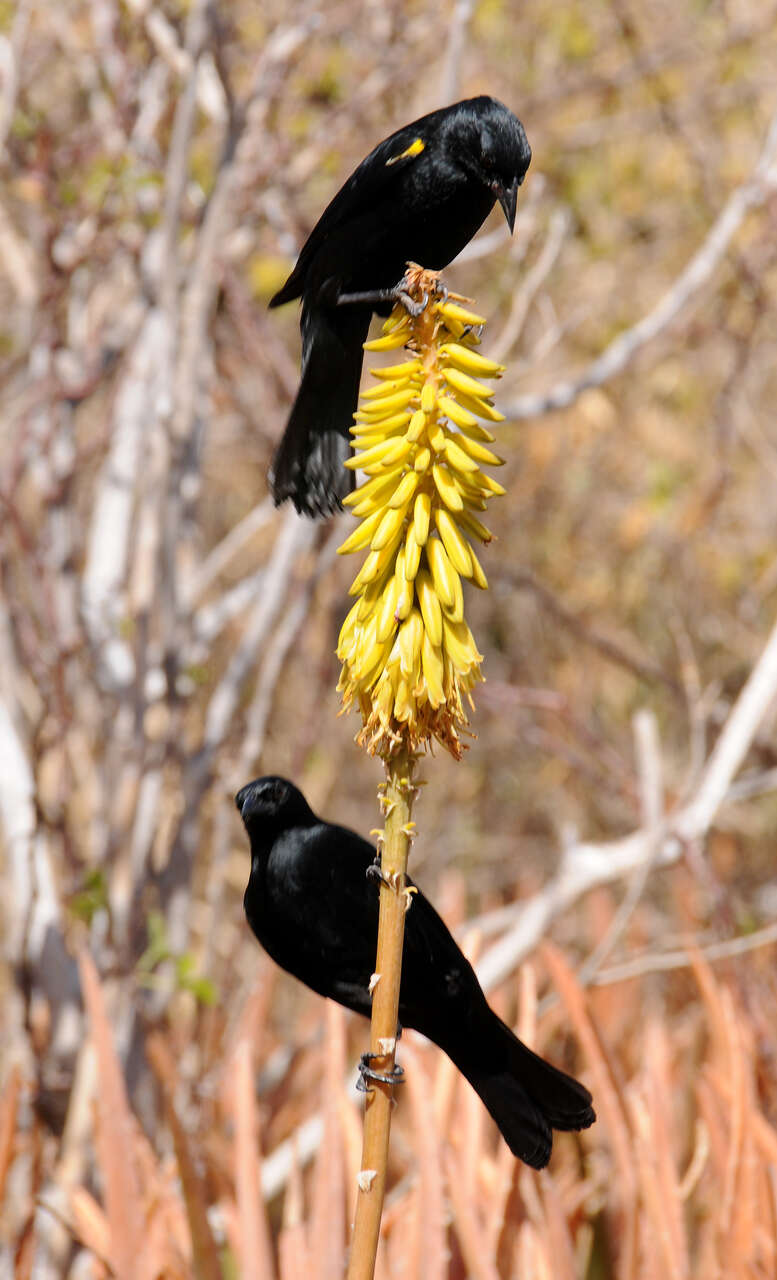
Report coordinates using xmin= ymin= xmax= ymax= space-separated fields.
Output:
xmin=2 ymin=0 xmax=777 ymax=1275
xmin=6 ymin=907 xmax=777 ymax=1278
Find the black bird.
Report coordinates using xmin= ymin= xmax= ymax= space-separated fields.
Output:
xmin=236 ymin=776 xmax=594 ymax=1169
xmin=269 ymin=96 xmax=531 ymax=517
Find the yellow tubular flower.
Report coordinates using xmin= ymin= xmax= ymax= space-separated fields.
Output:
xmin=337 ymin=265 xmax=507 ymax=759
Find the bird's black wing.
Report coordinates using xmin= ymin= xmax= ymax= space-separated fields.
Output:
xmin=397 ymin=880 xmax=488 ymax=1038
xmin=399 ymin=880 xmax=595 ymax=1165
xmin=270 ymin=107 xmax=450 ymax=307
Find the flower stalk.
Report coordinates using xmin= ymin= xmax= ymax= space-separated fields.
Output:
xmin=346 ymin=747 xmax=416 ymax=1280
xmin=342 ymin=267 xmax=505 ymax=1280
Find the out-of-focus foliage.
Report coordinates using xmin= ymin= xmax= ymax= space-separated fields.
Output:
xmin=2 ymin=0 xmax=777 ymax=1274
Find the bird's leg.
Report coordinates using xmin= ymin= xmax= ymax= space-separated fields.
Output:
xmin=336 ymin=278 xmax=429 ymax=317
xmin=336 ymin=285 xmax=403 ymax=309
xmin=356 ymin=1051 xmax=405 ymax=1092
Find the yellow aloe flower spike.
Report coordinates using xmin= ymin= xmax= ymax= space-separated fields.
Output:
xmin=337 ymin=265 xmax=507 ymax=760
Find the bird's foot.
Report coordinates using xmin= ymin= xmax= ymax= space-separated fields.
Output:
xmin=394 ymin=287 xmax=428 ymax=317
xmin=356 ymin=1051 xmax=405 ymax=1092
xmin=460 ymin=322 xmax=485 ymax=342
xmin=366 ymin=859 xmax=404 ymax=894
xmin=366 ymin=859 xmax=391 ymax=890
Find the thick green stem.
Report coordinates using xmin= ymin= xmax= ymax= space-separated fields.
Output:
xmin=346 ymin=748 xmax=417 ymax=1280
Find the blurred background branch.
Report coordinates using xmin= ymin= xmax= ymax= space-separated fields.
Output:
xmin=503 ymin=103 xmax=777 ymax=420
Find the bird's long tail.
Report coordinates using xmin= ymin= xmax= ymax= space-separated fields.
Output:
xmin=270 ymin=303 xmax=371 ymax=518
xmin=453 ymin=1016 xmax=595 ymax=1169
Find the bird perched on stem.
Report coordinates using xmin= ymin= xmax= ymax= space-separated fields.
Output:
xmin=236 ymin=776 xmax=595 ymax=1169
xmin=269 ymin=96 xmax=531 ymax=517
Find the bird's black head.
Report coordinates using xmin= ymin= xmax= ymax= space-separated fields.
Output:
xmin=448 ymin=96 xmax=531 ymax=233
xmin=235 ymin=776 xmax=315 ymax=834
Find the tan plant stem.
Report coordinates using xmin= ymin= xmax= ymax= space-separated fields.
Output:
xmin=346 ymin=747 xmax=417 ymax=1280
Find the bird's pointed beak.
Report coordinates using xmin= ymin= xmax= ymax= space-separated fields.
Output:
xmin=494 ymin=176 xmax=520 ymax=234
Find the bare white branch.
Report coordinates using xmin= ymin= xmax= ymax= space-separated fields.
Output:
xmin=0 ymin=0 xmax=31 ymax=153
xmin=202 ymin=510 xmax=317 ymax=754
xmin=676 ymin=611 xmax=777 ymax=842
xmin=492 ymin=206 xmax=571 ymax=363
xmin=503 ymin=107 xmax=777 ymax=420
xmin=237 ymin=524 xmax=341 ymax=777
xmin=475 ymin=607 xmax=777 ymax=993
xmin=0 ymin=696 xmax=39 ymax=959
xmin=633 ymin=708 xmax=664 ymax=830
xmin=592 ymin=918 xmax=777 ymax=985
xmin=439 ymin=0 xmax=475 ymax=105
xmin=81 ymin=309 xmax=172 ymax=686
xmin=185 ymin=500 xmax=275 ymax=609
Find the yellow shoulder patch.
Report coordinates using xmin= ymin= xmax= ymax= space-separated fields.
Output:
xmin=386 ymin=137 xmax=426 ymax=166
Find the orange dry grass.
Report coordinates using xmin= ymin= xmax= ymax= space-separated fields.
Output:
xmin=3 ymin=900 xmax=777 ymax=1278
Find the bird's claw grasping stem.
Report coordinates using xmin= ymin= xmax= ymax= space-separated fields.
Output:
xmin=460 ymin=322 xmax=485 ymax=342
xmin=366 ymin=860 xmax=392 ymax=890
xmin=356 ymin=1052 xmax=405 ymax=1092
xmin=366 ymin=860 xmax=403 ymax=894
xmin=394 ymin=288 xmax=428 ymax=317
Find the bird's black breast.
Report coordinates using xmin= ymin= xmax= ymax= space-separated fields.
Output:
xmin=392 ymin=169 xmax=496 ymax=274
xmin=244 ymin=823 xmax=380 ymax=1017
xmin=301 ymin=156 xmax=496 ymax=302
